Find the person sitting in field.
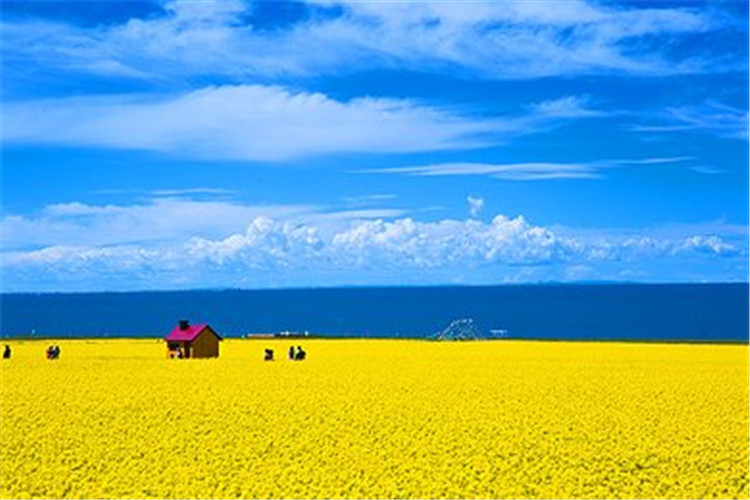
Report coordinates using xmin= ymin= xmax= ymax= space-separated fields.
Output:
xmin=46 ymin=345 xmax=60 ymax=360
xmin=264 ymin=349 xmax=274 ymax=361
xmin=288 ymin=346 xmax=295 ymax=360
xmin=3 ymin=345 xmax=10 ymax=359
xmin=294 ymin=346 xmax=306 ymax=361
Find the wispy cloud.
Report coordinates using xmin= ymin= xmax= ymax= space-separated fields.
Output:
xmin=0 ymin=0 xmax=739 ymax=86
xmin=0 ymin=197 xmax=414 ymax=252
xmin=149 ymin=188 xmax=235 ymax=197
xmin=1 ymin=87 xmax=599 ymax=160
xmin=467 ymin=196 xmax=485 ymax=218
xmin=1 ymin=199 xmax=317 ymax=250
xmin=342 ymin=194 xmax=398 ymax=208
xmin=632 ymin=101 xmax=749 ymax=140
xmin=691 ymin=165 xmax=724 ymax=175
xmin=357 ymin=157 xmax=693 ymax=181
xmin=381 ymin=162 xmax=601 ymax=181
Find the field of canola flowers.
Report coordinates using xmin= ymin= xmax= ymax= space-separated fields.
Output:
xmin=0 ymin=338 xmax=747 ymax=499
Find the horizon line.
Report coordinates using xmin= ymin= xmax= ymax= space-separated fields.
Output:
xmin=1 ymin=280 xmax=747 ymax=295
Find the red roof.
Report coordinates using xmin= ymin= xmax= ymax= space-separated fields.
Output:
xmin=165 ymin=323 xmax=222 ymax=342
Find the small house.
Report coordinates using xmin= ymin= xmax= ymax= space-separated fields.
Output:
xmin=166 ymin=320 xmax=222 ymax=358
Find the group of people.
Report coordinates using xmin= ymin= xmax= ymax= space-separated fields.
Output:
xmin=263 ymin=345 xmax=306 ymax=361
xmin=1 ymin=345 xmax=60 ymax=360
xmin=45 ymin=345 xmax=61 ymax=360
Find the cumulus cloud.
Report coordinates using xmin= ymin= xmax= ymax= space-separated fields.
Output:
xmin=1 ymin=0 xmax=736 ymax=83
xmin=2 ymin=201 xmax=745 ymax=291
xmin=2 ymin=214 xmax=581 ymax=273
xmin=677 ymin=235 xmax=740 ymax=256
xmin=185 ymin=216 xmax=326 ymax=267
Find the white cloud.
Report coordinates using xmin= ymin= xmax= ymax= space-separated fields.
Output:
xmin=150 ymin=188 xmax=235 ymax=197
xmin=632 ymin=101 xmax=749 ymax=140
xmin=526 ymin=96 xmax=600 ymax=118
xmin=394 ymin=162 xmax=600 ymax=180
xmin=163 ymin=0 xmax=248 ymax=24
xmin=3 ymin=214 xmax=582 ymax=273
xmin=1 ymin=198 xmax=318 ymax=250
xmin=467 ymin=196 xmax=484 ymax=218
xmin=2 ymin=87 xmax=601 ymax=160
xmin=1 ymin=0 xmax=732 ymax=82
xmin=690 ymin=166 xmax=723 ymax=175
xmin=0 ymin=197 xmax=413 ymax=253
xmin=342 ymin=194 xmax=398 ymax=208
xmin=2 ymin=203 xmax=745 ymax=291
xmin=358 ymin=157 xmax=692 ymax=181
xmin=185 ymin=216 xmax=325 ymax=267
xmin=678 ymin=235 xmax=739 ymax=256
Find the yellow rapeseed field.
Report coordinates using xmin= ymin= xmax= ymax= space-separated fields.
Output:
xmin=0 ymin=339 xmax=747 ymax=499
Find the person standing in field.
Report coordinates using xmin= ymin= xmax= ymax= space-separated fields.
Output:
xmin=2 ymin=345 xmax=10 ymax=359
xmin=288 ymin=346 xmax=295 ymax=360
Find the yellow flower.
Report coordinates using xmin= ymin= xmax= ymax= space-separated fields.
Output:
xmin=0 ymin=339 xmax=747 ymax=498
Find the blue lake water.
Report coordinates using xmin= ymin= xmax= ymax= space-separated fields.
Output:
xmin=0 ymin=284 xmax=747 ymax=342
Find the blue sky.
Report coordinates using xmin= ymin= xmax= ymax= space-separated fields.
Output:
xmin=0 ymin=0 xmax=748 ymax=292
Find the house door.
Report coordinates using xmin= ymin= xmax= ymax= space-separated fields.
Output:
xmin=184 ymin=344 xmax=191 ymax=358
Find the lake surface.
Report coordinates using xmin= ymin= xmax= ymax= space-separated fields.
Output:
xmin=0 ymin=283 xmax=747 ymax=341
